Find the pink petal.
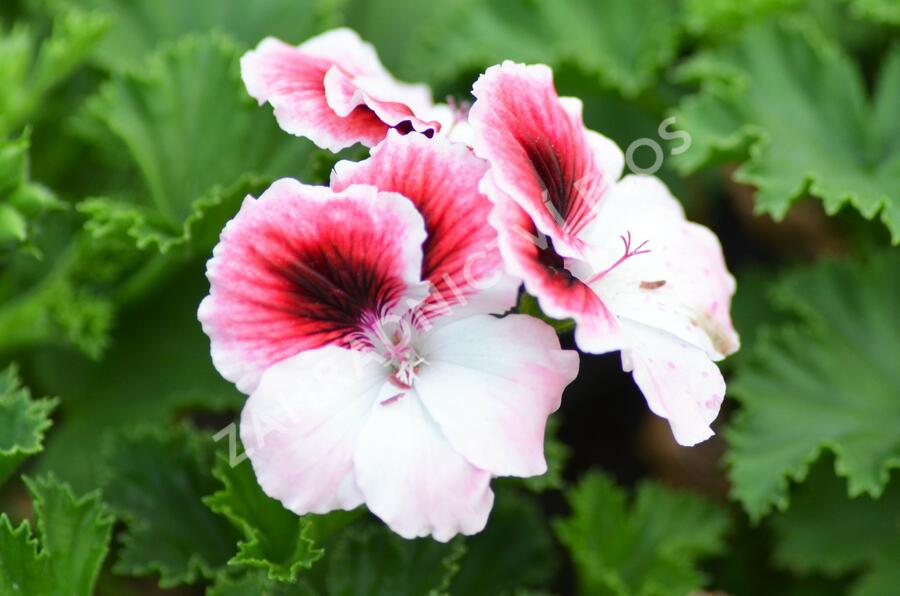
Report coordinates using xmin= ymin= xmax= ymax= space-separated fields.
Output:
xmin=240 ymin=346 xmax=387 ymax=514
xmin=353 ymin=391 xmax=494 ymax=542
xmin=620 ymin=321 xmax=726 ymax=446
xmin=470 ymin=61 xmax=622 ymax=256
xmin=241 ymin=29 xmax=438 ymax=152
xmin=332 ymin=131 xmax=519 ymax=317
xmin=415 ymin=314 xmax=578 ymax=476
xmin=483 ymin=171 xmax=622 ymax=352
xmin=198 ymin=179 xmax=426 ymax=394
xmin=576 ymin=175 xmax=740 ymax=359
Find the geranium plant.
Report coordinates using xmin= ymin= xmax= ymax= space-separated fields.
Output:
xmin=0 ymin=1 xmax=897 ymax=595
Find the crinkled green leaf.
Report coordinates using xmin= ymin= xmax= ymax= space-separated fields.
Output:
xmin=0 ymin=132 xmax=63 ymax=254
xmin=32 ymin=262 xmax=242 ymax=491
xmin=209 ymin=569 xmax=319 ymax=596
xmin=77 ymin=33 xmax=315 ymax=254
xmin=205 ymin=453 xmax=324 ymax=582
xmin=410 ymin=0 xmax=681 ymax=97
xmin=54 ymin=0 xmax=340 ymax=72
xmin=325 ymin=525 xmax=466 ymax=596
xmin=771 ymin=460 xmax=900 ymax=596
xmin=100 ymin=425 xmax=239 ymax=588
xmin=0 ymin=246 xmax=114 ymax=359
xmin=674 ymin=20 xmax=900 ymax=243
xmin=407 ymin=0 xmax=546 ymax=87
xmin=0 ymin=475 xmax=113 ymax=596
xmin=682 ymin=0 xmax=802 ymax=38
xmin=554 ymin=472 xmax=730 ymax=596
xmin=852 ymin=0 xmax=900 ymax=24
xmin=726 ymin=253 xmax=900 ymax=519
xmin=451 ymin=489 xmax=557 ymax=595
xmin=0 ymin=9 xmax=110 ymax=135
xmin=0 ymin=363 xmax=57 ymax=486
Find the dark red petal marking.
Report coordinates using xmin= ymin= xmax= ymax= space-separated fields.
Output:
xmin=331 ymin=132 xmax=504 ymax=314
xmin=484 ymin=173 xmax=621 ymax=351
xmin=199 ymin=179 xmax=425 ymax=393
xmin=470 ymin=62 xmax=611 ymax=253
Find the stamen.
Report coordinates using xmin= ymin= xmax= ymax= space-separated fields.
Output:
xmin=357 ymin=312 xmax=427 ymax=388
xmin=587 ymin=231 xmax=651 ymax=284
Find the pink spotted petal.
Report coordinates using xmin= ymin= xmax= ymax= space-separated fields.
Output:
xmin=483 ymin=171 xmax=622 ymax=352
xmin=241 ymin=29 xmax=438 ymax=152
xmin=470 ymin=61 xmax=623 ymax=256
xmin=575 ymin=175 xmax=740 ymax=359
xmin=240 ymin=346 xmax=386 ymax=514
xmin=332 ymin=131 xmax=519 ymax=317
xmin=415 ymin=314 xmax=578 ymax=477
xmin=620 ymin=321 xmax=726 ymax=446
xmin=198 ymin=179 xmax=426 ymax=394
xmin=353 ymin=391 xmax=494 ymax=542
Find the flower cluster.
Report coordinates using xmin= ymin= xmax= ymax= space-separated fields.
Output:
xmin=199 ymin=28 xmax=739 ymax=541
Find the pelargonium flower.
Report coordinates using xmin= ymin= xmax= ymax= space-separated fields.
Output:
xmin=198 ymin=133 xmax=578 ymax=540
xmin=470 ymin=62 xmax=740 ymax=446
xmin=241 ymin=28 xmax=440 ymax=152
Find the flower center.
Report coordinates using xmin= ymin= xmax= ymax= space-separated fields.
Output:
xmin=364 ymin=315 xmax=427 ymax=389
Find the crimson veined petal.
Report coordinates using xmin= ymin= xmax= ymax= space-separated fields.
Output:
xmin=483 ymin=171 xmax=622 ymax=352
xmin=241 ymin=28 xmax=439 ymax=152
xmin=332 ymin=130 xmax=520 ymax=318
xmin=470 ymin=61 xmax=623 ymax=257
xmin=415 ymin=314 xmax=579 ymax=477
xmin=198 ymin=178 xmax=426 ymax=394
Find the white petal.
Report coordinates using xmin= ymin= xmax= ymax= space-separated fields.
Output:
xmin=620 ymin=320 xmax=726 ymax=446
xmin=415 ymin=314 xmax=578 ymax=476
xmin=353 ymin=392 xmax=494 ymax=542
xmin=240 ymin=346 xmax=387 ymax=515
xmin=579 ymin=175 xmax=739 ymax=359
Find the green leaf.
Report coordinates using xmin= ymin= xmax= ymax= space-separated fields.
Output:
xmin=0 ymin=364 xmax=57 ymax=486
xmin=726 ymin=253 xmax=900 ymax=519
xmin=0 ymin=240 xmax=114 ymax=359
xmin=554 ymin=472 xmax=730 ymax=596
xmin=516 ymin=292 xmax=575 ymax=334
xmin=209 ymin=570 xmax=318 ymax=596
xmin=204 ymin=452 xmax=324 ymax=582
xmin=410 ymin=0 xmax=681 ymax=97
xmin=0 ymin=9 xmax=110 ymax=135
xmin=325 ymin=525 xmax=466 ymax=596
xmin=851 ymin=0 xmax=900 ymax=25
xmin=0 ymin=132 xmax=64 ymax=254
xmin=407 ymin=0 xmax=547 ymax=87
xmin=682 ymin=0 xmax=802 ymax=38
xmin=77 ymin=33 xmax=315 ymax=254
xmin=100 ymin=425 xmax=239 ymax=588
xmin=674 ymin=20 xmax=900 ymax=243
xmin=451 ymin=489 xmax=557 ymax=595
xmin=771 ymin=460 xmax=900 ymax=596
xmin=0 ymin=475 xmax=113 ymax=596
xmin=32 ymin=261 xmax=242 ymax=492
xmin=54 ymin=0 xmax=340 ymax=72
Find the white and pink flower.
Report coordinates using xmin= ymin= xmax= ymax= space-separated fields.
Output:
xmin=199 ymin=133 xmax=578 ymax=541
xmin=469 ymin=62 xmax=740 ymax=446
xmin=241 ymin=28 xmax=440 ymax=152
xmin=201 ymin=28 xmax=742 ymax=543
